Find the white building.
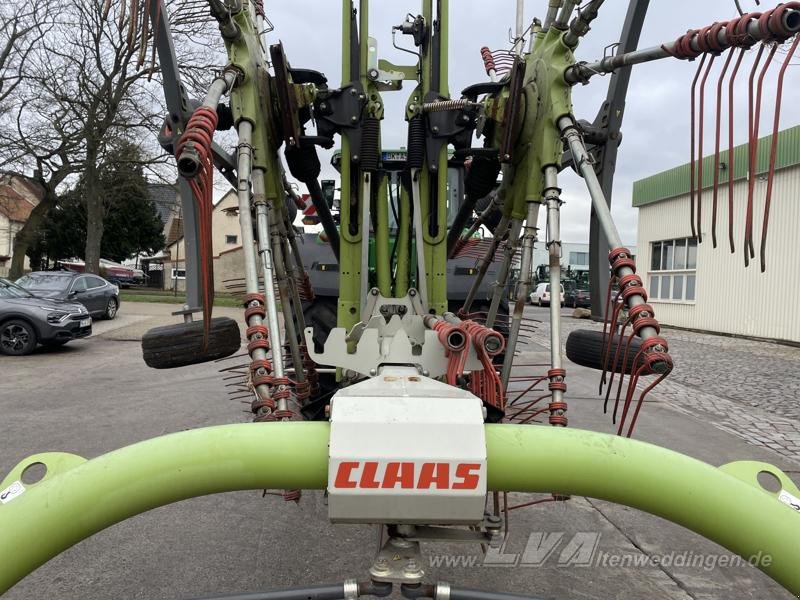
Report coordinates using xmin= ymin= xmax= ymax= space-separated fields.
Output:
xmin=633 ymin=124 xmax=800 ymax=343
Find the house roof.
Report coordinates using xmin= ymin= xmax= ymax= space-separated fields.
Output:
xmin=0 ymin=186 xmax=35 ymax=222
xmin=148 ymin=182 xmax=180 ymax=224
xmin=632 ymin=124 xmax=800 ymax=207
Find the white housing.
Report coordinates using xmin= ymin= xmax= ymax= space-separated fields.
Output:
xmin=328 ymin=367 xmax=487 ymax=524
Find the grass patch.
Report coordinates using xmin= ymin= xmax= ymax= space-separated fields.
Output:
xmin=120 ymin=289 xmax=242 ymax=308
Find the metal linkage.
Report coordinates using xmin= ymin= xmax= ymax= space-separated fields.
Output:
xmin=460 ymin=216 xmax=510 ymax=316
xmin=564 ymin=6 xmax=800 ymax=84
xmin=485 ymin=220 xmax=521 ymax=329
xmin=543 ymin=167 xmax=568 ymax=428
xmin=181 ymin=579 xmax=392 ymax=600
xmin=563 ymin=0 xmax=605 ymax=48
xmin=235 ymin=122 xmax=280 ymax=419
xmin=174 ymin=68 xmax=240 ymax=336
xmin=559 ymin=116 xmax=672 ymax=436
xmin=500 ymin=201 xmax=539 ymax=391
xmin=268 ymin=203 xmax=305 ymax=419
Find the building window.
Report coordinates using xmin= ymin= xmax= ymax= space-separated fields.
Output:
xmin=648 ymin=237 xmax=697 ymax=302
xmin=225 ymin=235 xmax=238 ymax=245
xmin=171 ymin=268 xmax=186 ymax=280
xmin=569 ymin=251 xmax=589 ymax=266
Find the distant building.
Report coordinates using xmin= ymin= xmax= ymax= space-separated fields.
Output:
xmin=0 ymin=173 xmax=44 ymax=277
xmin=531 ymin=242 xmax=635 ymax=279
xmin=633 ymin=124 xmax=800 ymax=343
xmin=165 ymin=189 xmax=244 ymax=292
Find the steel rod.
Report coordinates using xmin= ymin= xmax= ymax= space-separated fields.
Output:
xmin=485 ymin=220 xmax=521 ymax=329
xmin=500 ymin=201 xmax=539 ymax=390
xmin=410 ymin=169 xmax=429 ymax=310
xmin=461 ymin=216 xmax=510 ymax=314
xmin=544 ymin=166 xmax=564 ymax=407
xmin=565 ymin=10 xmax=800 ymax=84
xmin=553 ymin=0 xmax=576 ymax=29
xmin=543 ymin=0 xmax=563 ymax=32
xmin=558 ymin=116 xmax=658 ymax=342
xmin=252 ymin=169 xmax=285 ymax=380
xmin=236 ymin=122 xmax=274 ymax=404
xmin=360 ymin=172 xmax=372 ymax=313
xmin=270 ymin=204 xmax=307 ymax=405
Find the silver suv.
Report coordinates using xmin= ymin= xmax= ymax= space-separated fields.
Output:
xmin=0 ymin=278 xmax=91 ymax=356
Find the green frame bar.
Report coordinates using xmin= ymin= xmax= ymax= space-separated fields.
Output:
xmin=2 ymin=424 xmax=799 ymax=595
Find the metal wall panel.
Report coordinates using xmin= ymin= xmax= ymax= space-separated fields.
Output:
xmin=637 ymin=164 xmax=800 ymax=343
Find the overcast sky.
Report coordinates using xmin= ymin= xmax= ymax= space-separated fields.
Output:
xmin=251 ymin=0 xmax=800 ymax=245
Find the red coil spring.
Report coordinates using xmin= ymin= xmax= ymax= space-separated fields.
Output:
xmin=480 ymin=46 xmax=495 ymax=74
xmin=546 ymin=368 xmax=568 ymax=427
xmin=176 ymin=106 xmax=219 ymax=342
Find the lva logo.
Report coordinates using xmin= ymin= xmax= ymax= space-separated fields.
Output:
xmin=332 ymin=461 xmax=483 ymax=490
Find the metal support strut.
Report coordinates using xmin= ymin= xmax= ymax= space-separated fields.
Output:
xmin=543 ymin=166 xmax=567 ymax=427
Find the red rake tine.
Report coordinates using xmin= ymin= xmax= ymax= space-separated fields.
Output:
xmin=760 ymin=34 xmax=800 ymax=272
xmin=727 ymin=47 xmax=747 ymax=253
xmin=745 ymin=43 xmax=770 ymax=265
xmin=696 ymin=53 xmax=716 ymax=243
xmin=712 ymin=49 xmax=735 ymax=248
xmin=689 ymin=54 xmax=708 ymax=240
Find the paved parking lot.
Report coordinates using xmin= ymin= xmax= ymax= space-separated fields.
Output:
xmin=1 ymin=302 xmax=798 ymax=600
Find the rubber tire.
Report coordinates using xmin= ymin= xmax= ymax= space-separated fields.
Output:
xmin=303 ymin=296 xmax=339 ymax=354
xmin=301 ymin=296 xmax=340 ymax=420
xmin=141 ymin=317 xmax=241 ymax=369
xmin=104 ymin=297 xmax=118 ymax=320
xmin=0 ymin=319 xmax=38 ymax=356
xmin=565 ymin=329 xmax=645 ymax=375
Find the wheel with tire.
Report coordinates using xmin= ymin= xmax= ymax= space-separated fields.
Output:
xmin=104 ymin=297 xmax=119 ymax=320
xmin=142 ymin=317 xmax=241 ymax=369
xmin=538 ymin=298 xmax=543 ymax=307
xmin=0 ymin=320 xmax=38 ymax=356
xmin=565 ymin=329 xmax=644 ymax=375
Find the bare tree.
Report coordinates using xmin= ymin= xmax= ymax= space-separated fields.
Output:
xmin=1 ymin=0 xmax=219 ymax=277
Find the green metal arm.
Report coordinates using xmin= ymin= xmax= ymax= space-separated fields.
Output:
xmin=1 ymin=424 xmax=799 ymax=595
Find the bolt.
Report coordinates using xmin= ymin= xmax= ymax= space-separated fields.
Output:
xmin=374 ymin=557 xmax=389 ymax=571
xmin=350 ymin=88 xmax=358 ymax=96
xmin=432 ymin=126 xmax=439 ymax=134
xmin=370 ymin=368 xmax=377 ymax=376
xmin=350 ymin=115 xmax=358 ymax=123
xmin=409 ymin=289 xmax=416 ymax=296
xmin=352 ymin=154 xmax=359 ymax=161
xmin=503 ymin=153 xmax=511 ymax=160
xmin=371 ymin=288 xmax=379 ymax=295
xmin=404 ymin=559 xmax=420 ymax=573
xmin=319 ymin=102 xmax=328 ymax=110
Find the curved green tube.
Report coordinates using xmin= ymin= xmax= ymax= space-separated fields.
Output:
xmin=1 ymin=423 xmax=798 ymax=595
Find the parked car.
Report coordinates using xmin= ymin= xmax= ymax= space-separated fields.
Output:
xmin=530 ymin=283 xmax=565 ymax=306
xmin=0 ymin=278 xmax=91 ymax=355
xmin=16 ymin=271 xmax=120 ymax=320
xmin=565 ymin=288 xmax=591 ymax=308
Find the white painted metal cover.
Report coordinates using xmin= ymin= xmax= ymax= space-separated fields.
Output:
xmin=328 ymin=367 xmax=487 ymax=524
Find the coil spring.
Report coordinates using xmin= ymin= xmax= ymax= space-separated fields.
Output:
xmin=360 ymin=117 xmax=380 ymax=171
xmin=406 ymin=116 xmax=425 ymax=169
xmin=465 ymin=155 xmax=501 ymax=201
xmin=285 ymin=144 xmax=321 ymax=183
xmin=422 ymin=99 xmax=475 ymax=113
xmin=480 ymin=46 xmax=495 ymax=74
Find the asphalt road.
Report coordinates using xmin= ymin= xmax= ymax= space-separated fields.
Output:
xmin=1 ymin=302 xmax=798 ymax=600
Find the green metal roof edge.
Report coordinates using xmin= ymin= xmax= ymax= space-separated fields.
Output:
xmin=632 ymin=124 xmax=800 ymax=207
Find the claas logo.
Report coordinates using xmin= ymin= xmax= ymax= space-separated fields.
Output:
xmin=333 ymin=461 xmax=482 ymax=490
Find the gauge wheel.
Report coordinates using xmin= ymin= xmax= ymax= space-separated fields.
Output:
xmin=0 ymin=319 xmax=38 ymax=356
xmin=104 ymin=297 xmax=119 ymax=320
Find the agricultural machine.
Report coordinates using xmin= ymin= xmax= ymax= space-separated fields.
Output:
xmin=2 ymin=1 xmax=800 ymax=598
